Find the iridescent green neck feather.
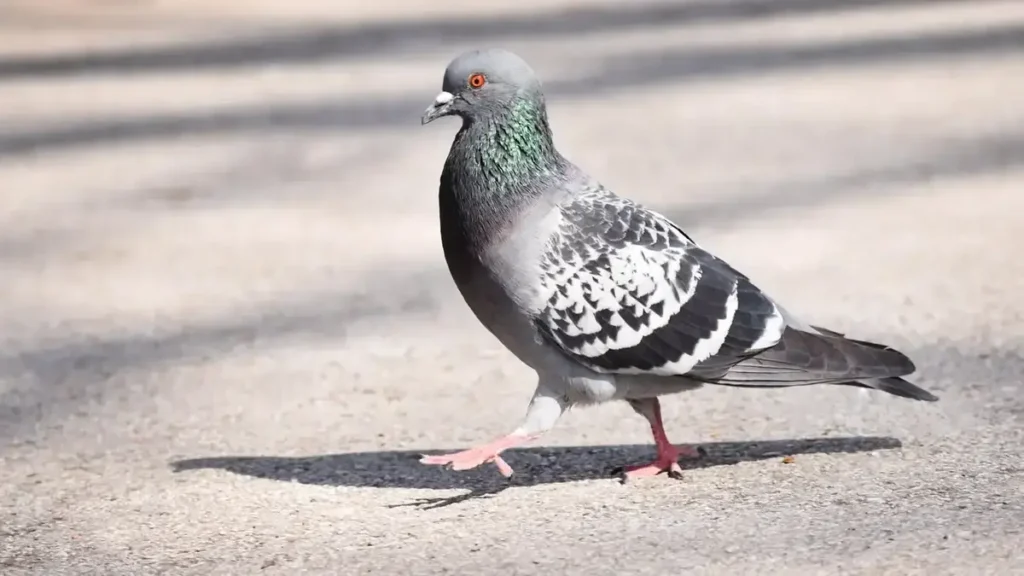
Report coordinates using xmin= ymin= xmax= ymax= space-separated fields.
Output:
xmin=474 ymin=97 xmax=561 ymax=184
xmin=448 ymin=97 xmax=561 ymax=183
xmin=439 ymin=94 xmax=565 ymax=251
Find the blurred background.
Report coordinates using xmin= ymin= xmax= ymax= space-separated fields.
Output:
xmin=1 ymin=1 xmax=1022 ymax=573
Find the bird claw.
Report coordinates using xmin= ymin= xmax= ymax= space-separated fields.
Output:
xmin=613 ymin=444 xmax=704 ymax=482
xmin=618 ymin=459 xmax=686 ymax=483
xmin=667 ymin=464 xmax=686 ymax=480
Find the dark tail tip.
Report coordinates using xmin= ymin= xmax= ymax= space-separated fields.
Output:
xmin=867 ymin=377 xmax=939 ymax=402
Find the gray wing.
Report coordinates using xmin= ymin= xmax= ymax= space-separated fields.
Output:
xmin=532 ymin=188 xmax=785 ymax=377
xmin=531 ymin=187 xmax=937 ymax=402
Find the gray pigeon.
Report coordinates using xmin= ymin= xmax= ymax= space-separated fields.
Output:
xmin=419 ymin=48 xmax=938 ymax=480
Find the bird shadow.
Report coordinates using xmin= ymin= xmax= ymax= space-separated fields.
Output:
xmin=171 ymin=435 xmax=901 ymax=509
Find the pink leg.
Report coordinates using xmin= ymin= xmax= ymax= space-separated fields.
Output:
xmin=623 ymin=398 xmax=702 ymax=480
xmin=420 ymin=434 xmax=534 ymax=477
xmin=420 ymin=383 xmax=570 ymax=478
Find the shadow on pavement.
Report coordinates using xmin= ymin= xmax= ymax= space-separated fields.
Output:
xmin=2 ymin=20 xmax=1023 ymax=159
xmin=0 ymin=0 xmax=973 ymax=80
xmin=171 ymin=436 xmax=902 ymax=507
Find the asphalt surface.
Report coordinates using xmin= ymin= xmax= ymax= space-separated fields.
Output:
xmin=1 ymin=1 xmax=1023 ymax=574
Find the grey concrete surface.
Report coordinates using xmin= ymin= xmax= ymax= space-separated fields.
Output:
xmin=1 ymin=1 xmax=1022 ymax=574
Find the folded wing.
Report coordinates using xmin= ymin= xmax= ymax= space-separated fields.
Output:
xmin=533 ymin=189 xmax=784 ymax=377
xmin=532 ymin=188 xmax=936 ymax=401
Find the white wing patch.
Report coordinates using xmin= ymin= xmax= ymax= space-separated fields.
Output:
xmin=654 ymin=280 xmax=740 ymax=374
xmin=750 ymin=302 xmax=786 ymax=351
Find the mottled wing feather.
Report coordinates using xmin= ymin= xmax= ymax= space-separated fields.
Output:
xmin=533 ymin=187 xmax=786 ymax=377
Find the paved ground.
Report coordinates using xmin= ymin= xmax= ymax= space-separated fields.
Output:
xmin=1 ymin=1 xmax=1023 ymax=574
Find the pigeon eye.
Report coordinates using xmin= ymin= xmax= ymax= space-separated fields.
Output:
xmin=468 ymin=73 xmax=487 ymax=88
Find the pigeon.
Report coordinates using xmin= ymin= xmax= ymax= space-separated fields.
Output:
xmin=419 ymin=48 xmax=938 ymax=481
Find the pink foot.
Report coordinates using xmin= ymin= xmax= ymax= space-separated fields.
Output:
xmin=622 ymin=398 xmax=704 ymax=482
xmin=623 ymin=459 xmax=683 ymax=480
xmin=622 ymin=444 xmax=701 ymax=481
xmin=419 ymin=434 xmax=530 ymax=477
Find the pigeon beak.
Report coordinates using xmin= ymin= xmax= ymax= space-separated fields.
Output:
xmin=421 ymin=91 xmax=455 ymax=125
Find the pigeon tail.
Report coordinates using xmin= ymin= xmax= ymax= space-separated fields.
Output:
xmin=704 ymin=327 xmax=939 ymax=402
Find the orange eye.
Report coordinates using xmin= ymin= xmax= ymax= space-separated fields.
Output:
xmin=468 ymin=73 xmax=486 ymax=88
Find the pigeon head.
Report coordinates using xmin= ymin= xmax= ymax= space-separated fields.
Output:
xmin=421 ymin=49 xmax=544 ymax=125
